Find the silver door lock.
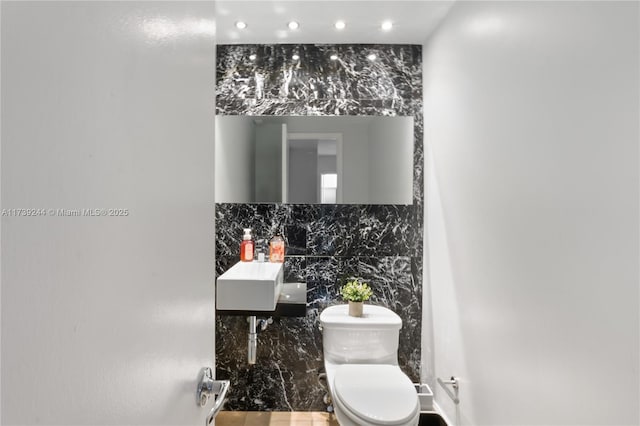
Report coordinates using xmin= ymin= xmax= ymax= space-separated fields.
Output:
xmin=197 ymin=367 xmax=230 ymax=424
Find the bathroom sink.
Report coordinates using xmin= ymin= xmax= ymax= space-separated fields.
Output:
xmin=216 ymin=261 xmax=284 ymax=311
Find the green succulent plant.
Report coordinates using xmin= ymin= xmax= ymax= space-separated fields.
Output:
xmin=340 ymin=278 xmax=373 ymax=302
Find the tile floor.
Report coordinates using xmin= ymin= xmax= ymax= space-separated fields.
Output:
xmin=216 ymin=411 xmax=339 ymax=426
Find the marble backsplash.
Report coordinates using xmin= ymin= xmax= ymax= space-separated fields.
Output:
xmin=215 ymin=44 xmax=423 ymax=411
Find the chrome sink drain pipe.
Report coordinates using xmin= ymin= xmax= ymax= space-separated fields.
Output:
xmin=248 ymin=316 xmax=257 ymax=364
xmin=247 ymin=316 xmax=273 ymax=364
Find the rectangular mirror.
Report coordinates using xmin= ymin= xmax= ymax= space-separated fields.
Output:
xmin=215 ymin=116 xmax=414 ymax=204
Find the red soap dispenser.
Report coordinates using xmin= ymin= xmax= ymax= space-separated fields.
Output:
xmin=240 ymin=228 xmax=254 ymax=262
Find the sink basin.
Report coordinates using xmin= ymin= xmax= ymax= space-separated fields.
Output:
xmin=216 ymin=261 xmax=284 ymax=311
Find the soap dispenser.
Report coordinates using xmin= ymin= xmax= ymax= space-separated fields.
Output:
xmin=240 ymin=228 xmax=254 ymax=262
xmin=269 ymin=235 xmax=285 ymax=263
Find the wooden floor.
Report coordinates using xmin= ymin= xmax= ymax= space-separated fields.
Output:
xmin=216 ymin=411 xmax=339 ymax=426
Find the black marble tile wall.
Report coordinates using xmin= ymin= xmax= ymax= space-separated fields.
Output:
xmin=215 ymin=44 xmax=424 ymax=411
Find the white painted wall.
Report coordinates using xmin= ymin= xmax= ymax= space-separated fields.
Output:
xmin=1 ymin=2 xmax=216 ymax=424
xmin=368 ymin=117 xmax=413 ymax=204
xmin=422 ymin=1 xmax=639 ymax=425
xmin=215 ymin=116 xmax=255 ymax=203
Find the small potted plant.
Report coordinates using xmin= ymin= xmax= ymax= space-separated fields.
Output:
xmin=340 ymin=278 xmax=373 ymax=317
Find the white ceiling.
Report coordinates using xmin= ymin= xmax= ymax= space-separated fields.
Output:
xmin=215 ymin=1 xmax=456 ymax=44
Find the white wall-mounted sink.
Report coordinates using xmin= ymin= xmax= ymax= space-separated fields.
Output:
xmin=216 ymin=261 xmax=284 ymax=311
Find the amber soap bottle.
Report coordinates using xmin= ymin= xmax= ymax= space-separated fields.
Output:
xmin=240 ymin=228 xmax=254 ymax=262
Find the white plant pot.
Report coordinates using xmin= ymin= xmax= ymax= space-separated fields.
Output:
xmin=348 ymin=301 xmax=363 ymax=317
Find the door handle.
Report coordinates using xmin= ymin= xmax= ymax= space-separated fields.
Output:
xmin=197 ymin=367 xmax=230 ymax=424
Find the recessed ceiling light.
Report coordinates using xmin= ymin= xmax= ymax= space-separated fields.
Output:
xmin=367 ymin=53 xmax=377 ymax=61
xmin=249 ymin=54 xmax=256 ymax=60
xmin=235 ymin=21 xmax=247 ymax=30
xmin=288 ymin=21 xmax=299 ymax=30
xmin=292 ymin=54 xmax=300 ymax=60
xmin=335 ymin=20 xmax=346 ymax=30
xmin=330 ymin=54 xmax=338 ymax=61
xmin=381 ymin=21 xmax=393 ymax=31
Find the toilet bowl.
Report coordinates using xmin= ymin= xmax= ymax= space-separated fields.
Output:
xmin=329 ymin=363 xmax=420 ymax=426
xmin=319 ymin=304 xmax=420 ymax=426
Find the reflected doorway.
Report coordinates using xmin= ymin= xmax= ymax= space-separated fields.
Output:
xmin=286 ymin=132 xmax=343 ymax=204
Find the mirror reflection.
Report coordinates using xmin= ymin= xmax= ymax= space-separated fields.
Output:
xmin=215 ymin=116 xmax=414 ymax=204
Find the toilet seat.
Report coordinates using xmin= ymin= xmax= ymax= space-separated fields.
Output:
xmin=332 ymin=364 xmax=420 ymax=425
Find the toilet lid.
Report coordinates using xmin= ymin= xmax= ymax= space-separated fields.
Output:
xmin=333 ymin=364 xmax=419 ymax=425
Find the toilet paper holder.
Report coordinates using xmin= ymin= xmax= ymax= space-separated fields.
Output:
xmin=437 ymin=376 xmax=460 ymax=404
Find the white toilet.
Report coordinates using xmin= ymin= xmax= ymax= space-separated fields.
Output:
xmin=319 ymin=304 xmax=420 ymax=426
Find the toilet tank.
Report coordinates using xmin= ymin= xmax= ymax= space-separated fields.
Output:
xmin=319 ymin=304 xmax=401 ymax=364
